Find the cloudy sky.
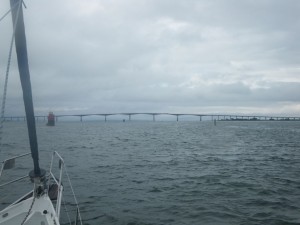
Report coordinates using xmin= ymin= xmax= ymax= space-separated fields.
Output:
xmin=1 ymin=0 xmax=300 ymax=117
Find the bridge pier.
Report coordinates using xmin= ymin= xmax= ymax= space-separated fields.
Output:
xmin=129 ymin=114 xmax=131 ymax=121
xmin=176 ymin=115 xmax=179 ymax=122
xmin=199 ymin=116 xmax=202 ymax=121
xmin=153 ymin=114 xmax=155 ymax=122
xmin=105 ymin=115 xmax=107 ymax=122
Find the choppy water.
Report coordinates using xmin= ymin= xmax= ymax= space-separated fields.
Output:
xmin=1 ymin=121 xmax=300 ymax=225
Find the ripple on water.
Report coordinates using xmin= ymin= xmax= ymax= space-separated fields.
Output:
xmin=1 ymin=121 xmax=300 ymax=225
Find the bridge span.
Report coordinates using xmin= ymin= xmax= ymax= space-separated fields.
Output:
xmin=3 ymin=113 xmax=300 ymax=122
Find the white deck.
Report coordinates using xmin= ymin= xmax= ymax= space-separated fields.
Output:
xmin=0 ymin=195 xmax=60 ymax=225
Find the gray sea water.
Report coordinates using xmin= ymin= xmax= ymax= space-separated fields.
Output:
xmin=1 ymin=121 xmax=300 ymax=225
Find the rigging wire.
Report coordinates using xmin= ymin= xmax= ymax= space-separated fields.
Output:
xmin=0 ymin=0 xmax=20 ymax=23
xmin=0 ymin=0 xmax=23 ymax=154
xmin=63 ymin=164 xmax=83 ymax=225
xmin=62 ymin=196 xmax=72 ymax=224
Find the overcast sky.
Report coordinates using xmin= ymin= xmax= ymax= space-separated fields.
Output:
xmin=1 ymin=0 xmax=300 ymax=117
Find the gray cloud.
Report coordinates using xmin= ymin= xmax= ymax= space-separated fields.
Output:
xmin=1 ymin=0 xmax=299 ymax=117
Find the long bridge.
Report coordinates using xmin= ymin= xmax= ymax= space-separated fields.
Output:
xmin=3 ymin=113 xmax=300 ymax=122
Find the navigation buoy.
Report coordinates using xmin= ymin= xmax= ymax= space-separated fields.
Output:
xmin=47 ymin=112 xmax=55 ymax=126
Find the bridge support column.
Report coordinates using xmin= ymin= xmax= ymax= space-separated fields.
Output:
xmin=129 ymin=114 xmax=131 ymax=121
xmin=153 ymin=114 xmax=155 ymax=122
xmin=176 ymin=115 xmax=179 ymax=122
xmin=105 ymin=115 xmax=107 ymax=122
xmin=199 ymin=116 xmax=202 ymax=121
xmin=80 ymin=116 xmax=83 ymax=122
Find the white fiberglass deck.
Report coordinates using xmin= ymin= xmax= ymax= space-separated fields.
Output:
xmin=0 ymin=195 xmax=60 ymax=225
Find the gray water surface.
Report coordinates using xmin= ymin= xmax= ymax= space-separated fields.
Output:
xmin=1 ymin=121 xmax=300 ymax=225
